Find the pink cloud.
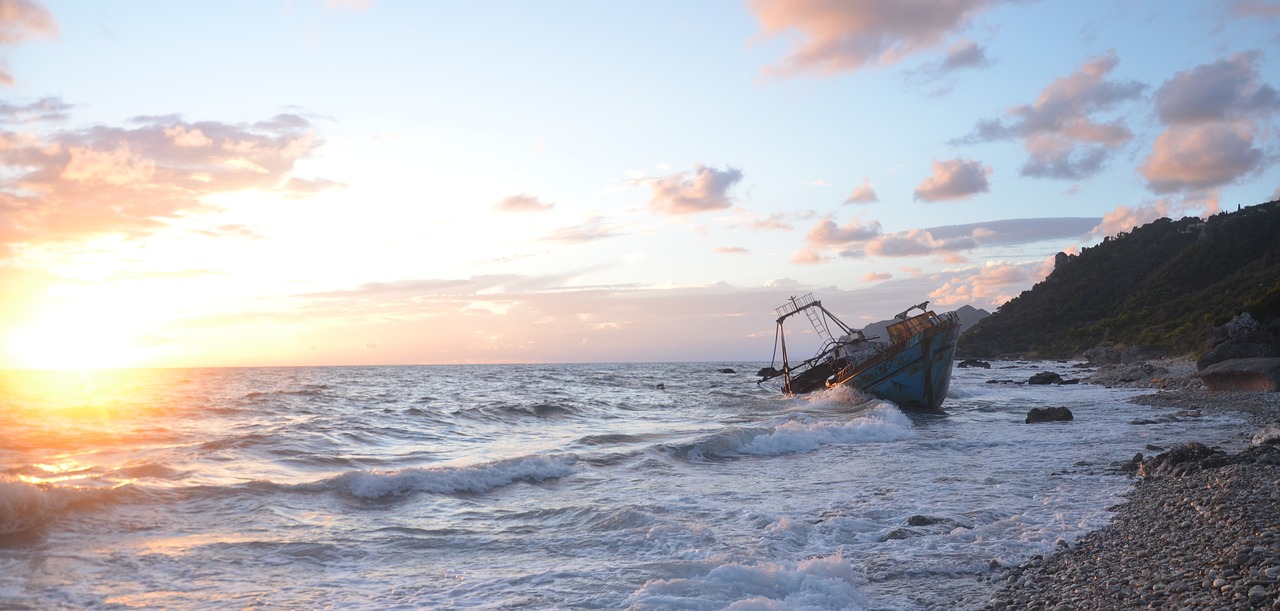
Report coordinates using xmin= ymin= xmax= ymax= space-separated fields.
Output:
xmin=494 ymin=193 xmax=555 ymax=213
xmin=804 ymin=215 xmax=882 ymax=247
xmin=843 ymin=176 xmax=878 ymax=204
xmin=1140 ymin=123 xmax=1263 ymax=193
xmin=863 ymin=271 xmax=892 ymax=282
xmin=956 ymin=51 xmax=1145 ymax=179
xmin=928 ymin=260 xmax=1045 ymax=309
xmin=1139 ymin=53 xmax=1278 ymax=195
xmin=913 ymin=158 xmax=991 ymax=201
xmin=0 ymin=0 xmax=57 ymax=86
xmin=0 ymin=107 xmax=331 ymax=256
xmin=790 ymin=248 xmax=825 ymax=265
xmin=749 ymin=0 xmax=1000 ymax=77
xmin=715 ymin=245 xmax=749 ymax=255
xmin=646 ymin=164 xmax=743 ymax=215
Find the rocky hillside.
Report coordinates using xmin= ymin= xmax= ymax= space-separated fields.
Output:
xmin=957 ymin=200 xmax=1280 ymax=359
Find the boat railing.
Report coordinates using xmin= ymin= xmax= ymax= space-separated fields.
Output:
xmin=775 ymin=293 xmax=818 ymax=321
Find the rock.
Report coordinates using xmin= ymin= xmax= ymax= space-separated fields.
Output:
xmin=1253 ymin=424 xmax=1280 ymax=445
xmin=717 ymin=368 xmax=736 ymax=374
xmin=906 ymin=515 xmax=945 ymax=526
xmin=1026 ymin=406 xmax=1073 ymax=423
xmin=1138 ymin=442 xmax=1225 ymax=477
xmin=883 ymin=528 xmax=913 ymax=540
xmin=958 ymin=359 xmax=991 ymax=369
xmin=1197 ymin=313 xmax=1280 ymax=369
xmin=1195 ymin=357 xmax=1280 ymax=391
xmin=1028 ymin=371 xmax=1064 ymax=385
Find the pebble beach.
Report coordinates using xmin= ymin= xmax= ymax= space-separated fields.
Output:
xmin=987 ymin=362 xmax=1280 ymax=610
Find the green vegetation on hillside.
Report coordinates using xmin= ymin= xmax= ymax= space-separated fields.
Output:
xmin=957 ymin=200 xmax=1280 ymax=359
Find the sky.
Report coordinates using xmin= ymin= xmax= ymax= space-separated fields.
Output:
xmin=1 ymin=0 xmax=1279 ymax=369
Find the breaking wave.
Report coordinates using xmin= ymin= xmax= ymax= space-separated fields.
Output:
xmin=626 ymin=552 xmax=867 ymax=610
xmin=317 ymin=454 xmax=579 ymax=499
xmin=676 ymin=404 xmax=915 ymax=461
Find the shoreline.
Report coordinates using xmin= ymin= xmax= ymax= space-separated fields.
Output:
xmin=985 ymin=360 xmax=1280 ymax=609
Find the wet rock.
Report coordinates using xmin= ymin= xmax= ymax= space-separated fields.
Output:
xmin=1028 ymin=371 xmax=1064 ymax=385
xmin=958 ymin=359 xmax=991 ymax=369
xmin=1026 ymin=406 xmax=1073 ymax=424
xmin=1138 ymin=442 xmax=1226 ymax=478
xmin=717 ymin=368 xmax=736 ymax=374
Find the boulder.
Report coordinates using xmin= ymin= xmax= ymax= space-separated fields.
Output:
xmin=957 ymin=359 xmax=991 ymax=369
xmin=1253 ymin=424 xmax=1280 ymax=445
xmin=1197 ymin=313 xmax=1280 ymax=369
xmin=1027 ymin=371 xmax=1063 ymax=385
xmin=1025 ymin=406 xmax=1073 ymax=424
xmin=1195 ymin=357 xmax=1280 ymax=391
xmin=718 ymin=368 xmax=736 ymax=374
xmin=1139 ymin=442 xmax=1236 ymax=477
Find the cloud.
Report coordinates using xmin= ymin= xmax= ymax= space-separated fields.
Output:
xmin=956 ymin=51 xmax=1145 ymax=180
xmin=715 ymin=245 xmax=749 ymax=255
xmin=0 ymin=106 xmax=328 ymax=256
xmin=1139 ymin=53 xmax=1278 ymax=195
xmin=790 ymin=248 xmax=826 ymax=265
xmin=804 ymin=215 xmax=882 ymax=247
xmin=282 ymin=177 xmax=348 ymax=197
xmin=539 ymin=216 xmax=626 ymax=244
xmin=1140 ymin=123 xmax=1263 ymax=194
xmin=1225 ymin=0 xmax=1280 ymax=21
xmin=866 ymin=229 xmax=969 ymax=257
xmin=1155 ymin=52 xmax=1280 ymax=124
xmin=928 ymin=259 xmax=1047 ymax=309
xmin=748 ymin=0 xmax=1001 ymax=77
xmin=0 ymin=0 xmax=57 ymax=86
xmin=0 ymin=96 xmax=69 ymax=121
xmin=844 ymin=176 xmax=878 ymax=204
xmin=913 ymin=158 xmax=991 ymax=201
xmin=494 ymin=193 xmax=555 ymax=213
xmin=925 ymin=217 xmax=1100 ymax=246
xmin=904 ymin=39 xmax=995 ymax=95
xmin=863 ymin=271 xmax=892 ymax=282
xmin=645 ymin=164 xmax=743 ymax=215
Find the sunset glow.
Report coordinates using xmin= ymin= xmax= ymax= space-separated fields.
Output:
xmin=1 ymin=1 xmax=1278 ymax=368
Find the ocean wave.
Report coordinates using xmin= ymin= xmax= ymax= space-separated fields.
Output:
xmin=320 ymin=454 xmax=578 ymax=500
xmin=0 ymin=478 xmax=116 ymax=536
xmin=625 ymin=552 xmax=867 ymax=610
xmin=451 ymin=401 xmax=580 ymax=422
xmin=676 ymin=405 xmax=914 ymax=461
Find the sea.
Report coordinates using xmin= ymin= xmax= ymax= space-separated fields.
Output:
xmin=0 ymin=361 xmax=1252 ymax=610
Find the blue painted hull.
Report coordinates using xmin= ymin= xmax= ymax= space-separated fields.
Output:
xmin=832 ymin=319 xmax=960 ymax=411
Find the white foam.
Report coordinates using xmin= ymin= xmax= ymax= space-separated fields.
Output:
xmin=626 ymin=552 xmax=867 ymax=610
xmin=740 ymin=405 xmax=914 ymax=456
xmin=329 ymin=453 xmax=577 ymax=499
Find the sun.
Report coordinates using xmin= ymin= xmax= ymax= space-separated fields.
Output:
xmin=5 ymin=305 xmax=149 ymax=370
